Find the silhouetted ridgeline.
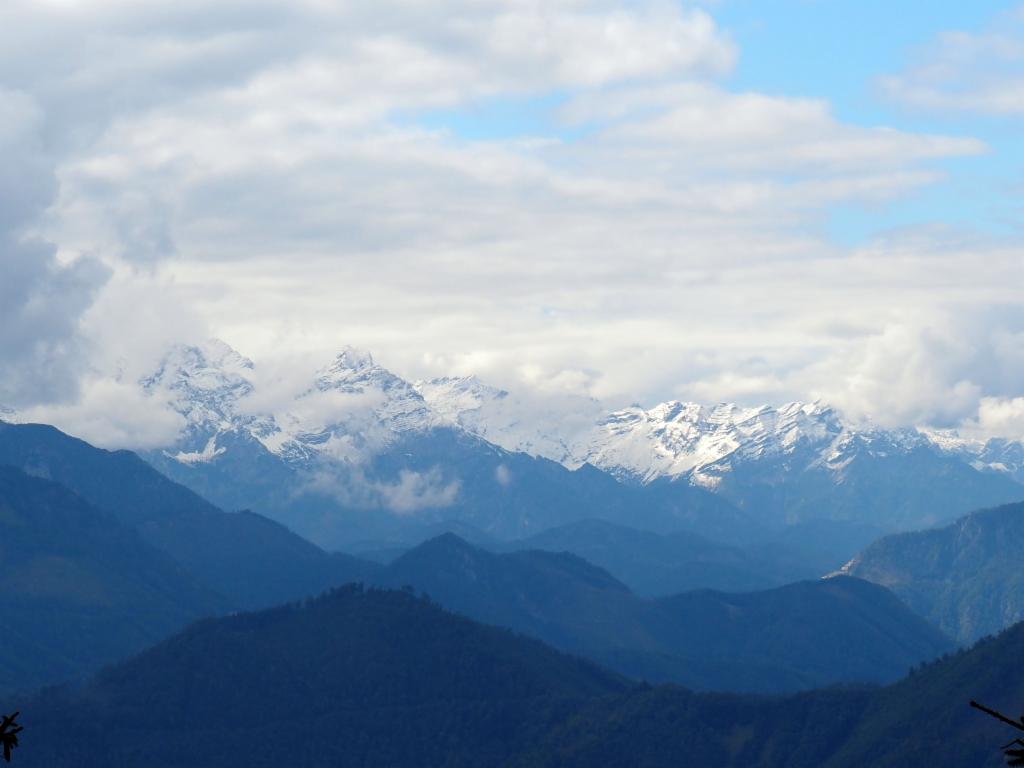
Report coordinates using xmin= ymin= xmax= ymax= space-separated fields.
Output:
xmin=0 ymin=422 xmax=380 ymax=611
xmin=0 ymin=466 xmax=226 ymax=693
xmin=8 ymin=586 xmax=1024 ymax=767
xmin=373 ymin=533 xmax=953 ymax=693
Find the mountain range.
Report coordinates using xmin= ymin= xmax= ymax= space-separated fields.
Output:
xmin=21 ymin=339 xmax=1010 ymax=556
xmin=0 ymin=420 xmax=957 ymax=696
xmin=375 ymin=533 xmax=953 ymax=693
xmin=2 ymin=414 xmax=1023 ymax=764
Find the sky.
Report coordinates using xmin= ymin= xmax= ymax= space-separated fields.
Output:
xmin=2 ymin=0 xmax=1024 ymax=447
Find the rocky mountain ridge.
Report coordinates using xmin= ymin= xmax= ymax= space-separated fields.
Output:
xmin=127 ymin=340 xmax=1024 ymax=494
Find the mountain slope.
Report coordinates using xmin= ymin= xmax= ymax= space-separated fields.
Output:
xmin=514 ymin=518 xmax=829 ymax=596
xmin=0 ymin=466 xmax=227 ymax=693
xmin=845 ymin=501 xmax=1024 ymax=644
xmin=12 ymin=584 xmax=1021 ymax=768
xmin=0 ymin=422 xmax=378 ymax=609
xmin=519 ymin=623 xmax=1024 ymax=768
xmin=12 ymin=586 xmax=627 ymax=768
xmin=151 ymin=416 xmax=754 ymax=550
xmin=376 ymin=535 xmax=953 ymax=693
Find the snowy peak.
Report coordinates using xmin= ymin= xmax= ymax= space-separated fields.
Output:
xmin=142 ymin=340 xmax=443 ymax=468
xmin=137 ymin=340 xmax=1024 ymax=491
xmin=314 ymin=346 xmax=420 ymax=403
xmin=316 ymin=346 xmax=377 ymax=387
xmin=141 ymin=340 xmax=257 ymax=435
xmin=920 ymin=429 xmax=1024 ymax=483
xmin=277 ymin=347 xmax=439 ymax=461
xmin=580 ymin=399 xmax=849 ymax=484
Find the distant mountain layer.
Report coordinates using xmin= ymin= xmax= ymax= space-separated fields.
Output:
xmin=147 ymin=416 xmax=753 ymax=551
xmin=0 ymin=466 xmax=227 ymax=693
xmin=845 ymin=501 xmax=1024 ymax=644
xmin=0 ymin=422 xmax=379 ymax=610
xmin=11 ymin=585 xmax=1024 ymax=768
xmin=128 ymin=341 xmax=1024 ymax=545
xmin=513 ymin=518 xmax=840 ymax=596
xmin=373 ymin=534 xmax=952 ymax=693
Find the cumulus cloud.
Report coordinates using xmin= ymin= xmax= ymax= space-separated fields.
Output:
xmin=952 ymin=397 xmax=1024 ymax=443
xmin=0 ymin=0 xmax=1019 ymax=443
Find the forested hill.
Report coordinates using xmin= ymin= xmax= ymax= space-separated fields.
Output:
xmin=9 ymin=585 xmax=1024 ymax=767
xmin=847 ymin=500 xmax=1024 ymax=643
xmin=517 ymin=623 xmax=1024 ymax=768
xmin=10 ymin=586 xmax=627 ymax=767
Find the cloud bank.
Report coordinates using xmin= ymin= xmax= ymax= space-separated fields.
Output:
xmin=0 ymin=0 xmax=1020 ymax=446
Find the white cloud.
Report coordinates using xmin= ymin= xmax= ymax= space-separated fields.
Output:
xmin=301 ymin=465 xmax=460 ymax=515
xmin=880 ymin=7 xmax=1024 ymax=114
xmin=957 ymin=397 xmax=1024 ymax=442
xmin=0 ymin=0 xmax=1019 ymax=442
xmin=19 ymin=377 xmax=186 ymax=449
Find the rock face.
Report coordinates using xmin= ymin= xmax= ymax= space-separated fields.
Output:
xmin=844 ymin=500 xmax=1024 ymax=644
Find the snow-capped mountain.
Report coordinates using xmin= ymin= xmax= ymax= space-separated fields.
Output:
xmin=136 ymin=339 xmax=1024 ymax=545
xmin=140 ymin=339 xmax=274 ymax=464
xmin=142 ymin=341 xmax=441 ymax=470
xmin=412 ymin=387 xmax=946 ymax=493
xmin=142 ymin=339 xmax=1024 ymax=495
xmin=569 ymin=401 xmax=936 ymax=489
xmin=270 ymin=347 xmax=442 ymax=465
xmin=413 ymin=375 xmax=602 ymax=464
xmin=918 ymin=429 xmax=1024 ymax=484
xmin=413 ymin=379 xmax=1024 ymax=529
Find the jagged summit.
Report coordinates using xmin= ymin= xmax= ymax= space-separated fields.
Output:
xmin=920 ymin=428 xmax=1024 ymax=483
xmin=144 ymin=340 xmax=441 ymax=468
xmin=135 ymin=340 xmax=1024 ymax=535
xmin=315 ymin=346 xmax=421 ymax=402
xmin=576 ymin=399 xmax=850 ymax=485
xmin=139 ymin=338 xmax=1024 ymax=487
xmin=318 ymin=346 xmax=376 ymax=381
